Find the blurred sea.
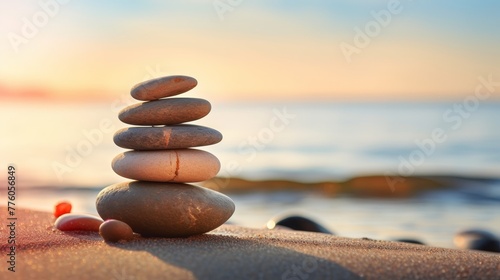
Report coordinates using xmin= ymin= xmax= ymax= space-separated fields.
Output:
xmin=1 ymin=101 xmax=499 ymax=248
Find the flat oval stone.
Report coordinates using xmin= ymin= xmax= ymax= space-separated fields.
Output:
xmin=118 ymin=98 xmax=211 ymax=125
xmin=95 ymin=181 xmax=235 ymax=237
xmin=55 ymin=213 xmax=103 ymax=232
xmin=113 ymin=125 xmax=222 ymax=150
xmin=131 ymin=75 xmax=197 ymax=101
xmin=112 ymin=149 xmax=220 ymax=182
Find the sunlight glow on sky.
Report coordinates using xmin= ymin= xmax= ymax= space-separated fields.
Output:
xmin=1 ymin=0 xmax=499 ymax=101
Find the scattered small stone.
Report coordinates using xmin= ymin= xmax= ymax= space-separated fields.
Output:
xmin=54 ymin=201 xmax=72 ymax=218
xmin=267 ymin=215 xmax=334 ymax=234
xmin=394 ymin=239 xmax=425 ymax=245
xmin=99 ymin=219 xmax=134 ymax=242
xmin=454 ymin=229 xmax=500 ymax=252
xmin=55 ymin=213 xmax=103 ymax=232
xmin=361 ymin=237 xmax=375 ymax=241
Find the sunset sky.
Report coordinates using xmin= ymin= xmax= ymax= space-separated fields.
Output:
xmin=1 ymin=0 xmax=499 ymax=101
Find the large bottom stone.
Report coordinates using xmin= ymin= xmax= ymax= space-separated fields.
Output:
xmin=96 ymin=181 xmax=235 ymax=237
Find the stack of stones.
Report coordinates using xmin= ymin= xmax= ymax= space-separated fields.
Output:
xmin=96 ymin=75 xmax=235 ymax=238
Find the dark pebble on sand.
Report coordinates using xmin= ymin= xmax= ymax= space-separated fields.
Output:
xmin=267 ymin=215 xmax=334 ymax=234
xmin=454 ymin=229 xmax=500 ymax=252
xmin=394 ymin=239 xmax=425 ymax=245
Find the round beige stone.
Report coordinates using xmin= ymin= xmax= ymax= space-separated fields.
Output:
xmin=118 ymin=98 xmax=211 ymax=125
xmin=112 ymin=149 xmax=220 ymax=182
xmin=131 ymin=75 xmax=197 ymax=101
xmin=113 ymin=125 xmax=223 ymax=150
xmin=95 ymin=181 xmax=235 ymax=237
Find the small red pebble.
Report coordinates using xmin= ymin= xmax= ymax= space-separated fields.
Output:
xmin=55 ymin=213 xmax=103 ymax=232
xmin=54 ymin=201 xmax=72 ymax=218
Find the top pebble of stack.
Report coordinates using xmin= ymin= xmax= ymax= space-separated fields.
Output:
xmin=131 ymin=75 xmax=198 ymax=101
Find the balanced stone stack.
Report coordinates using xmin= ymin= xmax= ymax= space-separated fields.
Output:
xmin=96 ymin=75 xmax=235 ymax=238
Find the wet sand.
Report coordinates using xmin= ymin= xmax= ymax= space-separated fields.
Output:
xmin=2 ymin=207 xmax=499 ymax=279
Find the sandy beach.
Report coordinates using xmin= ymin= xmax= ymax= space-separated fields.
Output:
xmin=2 ymin=207 xmax=499 ymax=279
xmin=3 ymin=1 xmax=500 ymax=279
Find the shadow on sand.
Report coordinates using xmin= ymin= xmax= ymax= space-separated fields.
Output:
xmin=108 ymin=233 xmax=360 ymax=280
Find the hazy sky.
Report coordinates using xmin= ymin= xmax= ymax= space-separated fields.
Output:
xmin=1 ymin=0 xmax=499 ymax=101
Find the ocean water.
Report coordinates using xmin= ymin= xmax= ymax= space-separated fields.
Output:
xmin=2 ymin=101 xmax=500 ymax=185
xmin=18 ymin=182 xmax=500 ymax=249
xmin=1 ymin=101 xmax=499 ymax=248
